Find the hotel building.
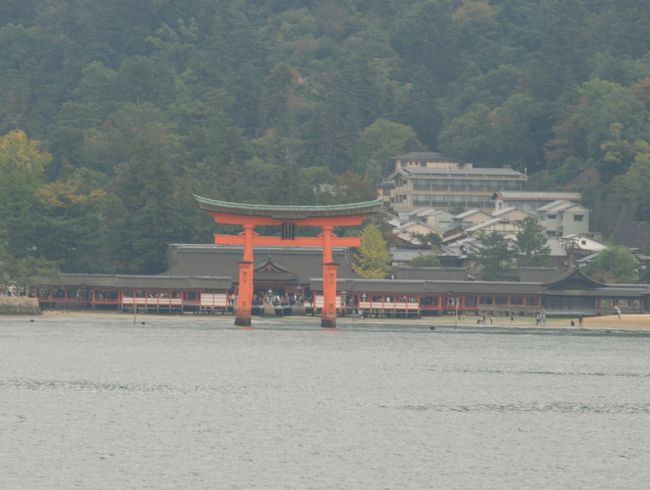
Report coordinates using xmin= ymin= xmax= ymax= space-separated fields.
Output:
xmin=379 ymin=153 xmax=527 ymax=212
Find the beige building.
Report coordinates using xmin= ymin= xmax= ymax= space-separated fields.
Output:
xmin=492 ymin=207 xmax=536 ymax=223
xmin=537 ymin=200 xmax=590 ymax=237
xmin=452 ymin=209 xmax=493 ymax=230
xmin=493 ymin=191 xmax=581 ymax=212
xmin=379 ymin=153 xmax=527 ymax=212
xmin=392 ymin=222 xmax=441 ymax=247
xmin=408 ymin=208 xmax=455 ymax=233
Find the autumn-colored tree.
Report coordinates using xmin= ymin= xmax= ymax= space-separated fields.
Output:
xmin=0 ymin=130 xmax=50 ymax=258
xmin=353 ymin=224 xmax=391 ymax=279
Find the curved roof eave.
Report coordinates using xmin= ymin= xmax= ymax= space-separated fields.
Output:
xmin=193 ymin=195 xmax=383 ymax=218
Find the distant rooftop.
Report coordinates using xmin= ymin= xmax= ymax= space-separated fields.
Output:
xmin=493 ymin=191 xmax=581 ymax=201
xmin=401 ymin=166 xmax=526 ymax=178
xmin=454 ymin=209 xmax=490 ymax=219
xmin=393 ymin=152 xmax=452 ymax=161
xmin=492 ymin=207 xmax=535 ymax=218
xmin=538 ymin=199 xmax=588 ymax=213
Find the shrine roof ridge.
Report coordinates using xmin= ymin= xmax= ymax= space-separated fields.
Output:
xmin=193 ymin=195 xmax=383 ymax=218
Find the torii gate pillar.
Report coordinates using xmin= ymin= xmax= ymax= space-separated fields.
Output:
xmin=194 ymin=196 xmax=382 ymax=328
xmin=234 ymin=223 xmax=254 ymax=327
xmin=320 ymin=224 xmax=337 ymax=328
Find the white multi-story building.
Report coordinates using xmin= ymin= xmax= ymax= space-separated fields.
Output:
xmin=379 ymin=153 xmax=527 ymax=212
xmin=537 ymin=200 xmax=590 ymax=237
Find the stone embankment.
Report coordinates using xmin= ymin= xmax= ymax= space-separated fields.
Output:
xmin=0 ymin=296 xmax=41 ymax=315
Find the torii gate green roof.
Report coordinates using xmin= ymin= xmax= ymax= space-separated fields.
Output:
xmin=194 ymin=194 xmax=383 ymax=218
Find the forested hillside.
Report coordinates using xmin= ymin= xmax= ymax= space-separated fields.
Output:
xmin=2 ymin=0 xmax=650 ymax=276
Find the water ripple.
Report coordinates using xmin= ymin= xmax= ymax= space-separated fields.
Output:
xmin=430 ymin=368 xmax=650 ymax=378
xmin=0 ymin=378 xmax=250 ymax=395
xmin=388 ymin=402 xmax=650 ymax=414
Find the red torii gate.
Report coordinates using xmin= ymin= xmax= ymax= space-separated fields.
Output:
xmin=194 ymin=196 xmax=382 ymax=328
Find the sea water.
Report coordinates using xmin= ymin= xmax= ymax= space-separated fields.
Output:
xmin=1 ymin=315 xmax=649 ymax=489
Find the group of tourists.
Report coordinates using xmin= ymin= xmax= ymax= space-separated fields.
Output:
xmin=0 ymin=283 xmax=30 ymax=297
xmin=251 ymin=290 xmax=304 ymax=307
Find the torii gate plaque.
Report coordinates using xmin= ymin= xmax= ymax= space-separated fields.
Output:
xmin=194 ymin=196 xmax=382 ymax=328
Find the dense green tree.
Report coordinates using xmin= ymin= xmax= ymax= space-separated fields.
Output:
xmin=352 ymin=118 xmax=422 ymax=180
xmin=471 ymin=232 xmax=515 ymax=281
xmin=439 ymin=103 xmax=493 ymax=163
xmin=36 ymin=176 xmax=124 ymax=273
xmin=545 ymin=79 xmax=646 ymax=180
xmin=260 ymin=62 xmax=296 ymax=134
xmin=515 ymin=218 xmax=552 ymax=267
xmin=111 ymin=125 xmax=190 ymax=273
xmin=390 ymin=0 xmax=459 ymax=84
xmin=409 ymin=254 xmax=441 ymax=267
xmin=614 ymin=143 xmax=650 ymax=221
xmin=490 ymin=94 xmax=546 ymax=170
xmin=333 ymin=171 xmax=377 ymax=203
xmin=584 ymin=245 xmax=637 ymax=283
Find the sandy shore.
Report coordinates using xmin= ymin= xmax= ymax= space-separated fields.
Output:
xmin=578 ymin=313 xmax=650 ymax=329
xmin=17 ymin=309 xmax=649 ymax=332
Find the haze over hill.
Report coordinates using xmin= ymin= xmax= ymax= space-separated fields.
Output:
xmin=2 ymin=1 xmax=650 ymax=276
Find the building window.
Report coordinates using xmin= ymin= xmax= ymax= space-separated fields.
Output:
xmin=431 ymin=180 xmax=448 ymax=190
xmin=505 ymin=181 xmax=521 ymax=190
xmin=414 ymin=195 xmax=429 ymax=205
xmin=450 ymin=180 xmax=466 ymax=191
xmin=547 ymin=214 xmax=557 ymax=219
xmin=573 ymin=214 xmax=583 ymax=222
xmin=413 ymin=179 xmax=430 ymax=190
xmin=450 ymin=195 xmax=465 ymax=204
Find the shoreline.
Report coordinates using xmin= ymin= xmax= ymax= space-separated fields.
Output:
xmin=4 ymin=309 xmax=648 ymax=332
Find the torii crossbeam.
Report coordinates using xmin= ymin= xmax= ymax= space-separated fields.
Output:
xmin=194 ymin=196 xmax=382 ymax=328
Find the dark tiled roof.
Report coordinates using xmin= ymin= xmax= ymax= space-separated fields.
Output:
xmin=164 ymin=244 xmax=358 ymax=283
xmin=33 ymin=273 xmax=233 ymax=290
xmin=519 ymin=268 xmax=564 ymax=283
xmin=392 ymin=267 xmax=468 ymax=281
xmin=310 ymin=278 xmax=543 ymax=295
xmin=402 ymin=167 xmax=526 ymax=178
